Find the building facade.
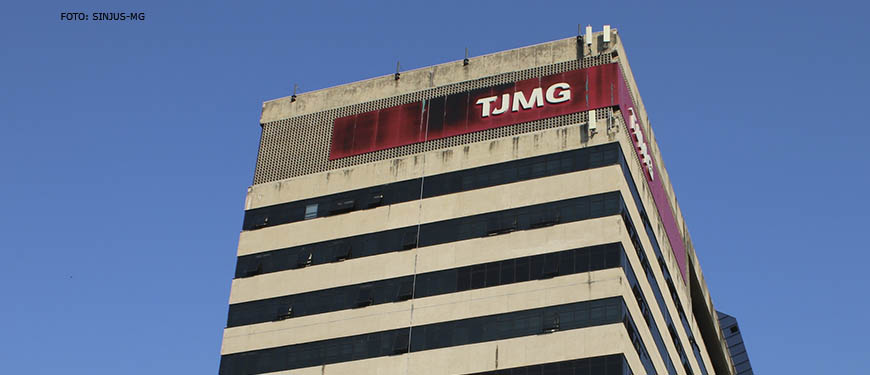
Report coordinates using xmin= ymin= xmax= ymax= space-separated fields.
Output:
xmin=717 ymin=312 xmax=754 ymax=375
xmin=220 ymin=28 xmax=745 ymax=375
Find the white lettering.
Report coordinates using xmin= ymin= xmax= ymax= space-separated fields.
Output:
xmin=637 ymin=142 xmax=649 ymax=159
xmin=546 ymin=83 xmax=571 ymax=103
xmin=492 ymin=93 xmax=510 ymax=116
xmin=474 ymin=82 xmax=572 ymax=118
xmin=633 ymin=127 xmax=644 ymax=144
xmin=512 ymin=87 xmax=543 ymax=112
xmin=628 ymin=108 xmax=655 ymax=181
xmin=475 ymin=96 xmax=497 ymax=118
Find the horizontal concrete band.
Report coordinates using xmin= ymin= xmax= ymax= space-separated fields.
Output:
xmin=228 ymin=213 xmax=689 ymax=374
xmin=223 ymin=241 xmax=680 ymax=374
xmin=223 ymin=269 xmax=627 ymax=354
xmin=221 ymin=295 xmax=641 ymax=374
xmin=242 ymin=141 xmax=623 ymax=231
xmin=227 ymin=244 xmax=627 ymax=328
xmin=229 ymin=216 xmax=624 ymax=304
xmin=228 ymin=138 xmax=697 ymax=375
xmin=615 ymin=138 xmax=711 ymax=375
xmin=237 ymin=164 xmax=624 ymax=257
xmin=246 ymin=120 xmax=602 ymax=209
xmin=260 ymin=37 xmax=591 ymax=122
xmin=620 ymin=138 xmax=713 ymax=374
xmin=222 ymin=267 xmax=670 ymax=375
xmin=228 ymin=149 xmax=704 ymax=374
xmin=237 ymin=30 xmax=730 ymax=374
xmin=612 ymin=113 xmax=713 ymax=375
xmin=258 ymin=325 xmax=643 ymax=375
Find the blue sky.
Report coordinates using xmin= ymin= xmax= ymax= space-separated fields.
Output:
xmin=1 ymin=1 xmax=866 ymax=373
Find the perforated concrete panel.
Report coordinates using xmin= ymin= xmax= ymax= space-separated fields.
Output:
xmin=253 ymin=55 xmax=613 ymax=184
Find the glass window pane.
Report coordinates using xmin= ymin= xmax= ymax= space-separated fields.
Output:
xmin=304 ymin=204 xmax=318 ymax=220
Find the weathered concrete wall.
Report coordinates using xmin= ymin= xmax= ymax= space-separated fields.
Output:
xmin=261 ymin=38 xmax=583 ymax=123
xmin=228 ymin=29 xmax=732 ymax=375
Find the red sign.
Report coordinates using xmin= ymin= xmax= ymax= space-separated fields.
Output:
xmin=616 ymin=68 xmax=689 ymax=284
xmin=328 ymin=62 xmax=689 ymax=284
xmin=329 ymin=63 xmax=620 ymax=160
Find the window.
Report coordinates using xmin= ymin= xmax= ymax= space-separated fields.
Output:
xmin=396 ymin=280 xmax=413 ymax=301
xmin=330 ymin=198 xmax=355 ymax=214
xmin=242 ymin=262 xmax=262 ymax=278
xmin=542 ymin=253 xmax=559 ymax=279
xmin=368 ymin=192 xmax=384 ymax=208
xmin=227 ymin=243 xmax=627 ymax=328
xmin=392 ymin=330 xmax=409 ymax=355
xmin=304 ymin=204 xmax=318 ymax=220
xmin=355 ymin=285 xmax=373 ymax=308
xmin=236 ymin=192 xmax=623 ymax=278
xmin=332 ymin=243 xmax=351 ymax=262
xmin=401 ymin=230 xmax=417 ymax=250
xmin=275 ymin=305 xmax=292 ymax=321
xmin=542 ymin=311 xmax=560 ymax=333
xmin=242 ymin=142 xmax=625 ymax=231
xmin=296 ymin=252 xmax=312 ymax=268
xmin=220 ymin=298 xmax=636 ymax=375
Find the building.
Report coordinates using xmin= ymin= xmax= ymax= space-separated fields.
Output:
xmin=717 ymin=312 xmax=754 ymax=375
xmin=219 ymin=27 xmax=748 ymax=375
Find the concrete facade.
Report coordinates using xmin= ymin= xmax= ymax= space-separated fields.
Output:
xmin=221 ymin=28 xmax=737 ymax=375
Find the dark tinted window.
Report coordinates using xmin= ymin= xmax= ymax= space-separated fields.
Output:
xmin=242 ymin=142 xmax=622 ymax=231
xmin=219 ymin=298 xmax=637 ymax=375
xmin=229 ymin=243 xmax=626 ymax=328
xmin=236 ymin=192 xmax=622 ymax=279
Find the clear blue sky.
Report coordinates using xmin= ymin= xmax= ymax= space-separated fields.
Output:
xmin=1 ymin=1 xmax=866 ymax=373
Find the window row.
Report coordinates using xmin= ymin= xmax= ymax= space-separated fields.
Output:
xmin=622 ymin=312 xmax=658 ymax=375
xmin=227 ymin=243 xmax=624 ymax=328
xmin=218 ymin=298 xmax=647 ymax=375
xmin=242 ymin=179 xmax=422 ymax=230
xmin=419 ymin=193 xmax=621 ymax=247
xmin=235 ymin=226 xmax=418 ymax=278
xmin=623 ymin=210 xmax=692 ymax=375
xmin=624 ymin=246 xmax=677 ymax=375
xmin=617 ymin=153 xmax=707 ymax=375
xmin=409 ymin=298 xmax=624 ymax=352
xmin=234 ymin=191 xmax=623 ymax=279
xmin=242 ymin=142 xmax=622 ymax=230
xmin=620 ymin=169 xmax=706 ymax=375
xmin=464 ymin=354 xmax=631 ymax=375
xmin=637 ymin=209 xmax=707 ymax=375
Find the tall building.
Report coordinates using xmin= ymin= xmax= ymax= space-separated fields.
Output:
xmin=717 ymin=312 xmax=754 ymax=375
xmin=220 ymin=27 xmax=748 ymax=375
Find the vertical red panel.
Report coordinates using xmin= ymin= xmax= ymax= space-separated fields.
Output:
xmin=329 ymin=115 xmax=356 ymax=160
xmin=352 ymin=110 xmax=378 ymax=154
xmin=587 ymin=64 xmax=618 ymax=109
xmin=537 ymin=72 xmax=570 ymax=119
xmin=419 ymin=99 xmax=429 ymax=141
xmin=425 ymin=97 xmax=446 ymax=140
xmin=442 ymin=92 xmax=469 ymax=137
xmin=469 ymin=83 xmax=515 ymax=133
xmin=465 ymin=86 xmax=496 ymax=133
xmin=374 ymin=101 xmax=423 ymax=150
xmin=510 ymin=77 xmax=544 ymax=125
xmin=375 ymin=107 xmax=400 ymax=149
xmin=396 ymin=101 xmax=425 ymax=145
xmin=561 ymin=69 xmax=588 ymax=111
